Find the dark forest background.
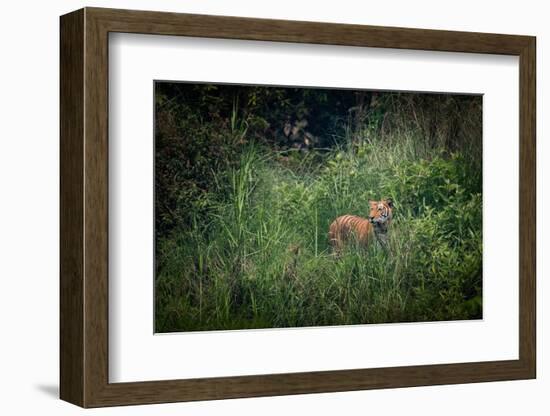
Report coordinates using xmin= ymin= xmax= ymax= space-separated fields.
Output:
xmin=155 ymin=82 xmax=482 ymax=332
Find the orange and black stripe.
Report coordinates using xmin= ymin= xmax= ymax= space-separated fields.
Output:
xmin=328 ymin=214 xmax=373 ymax=251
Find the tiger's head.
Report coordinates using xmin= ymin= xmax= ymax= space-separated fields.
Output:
xmin=368 ymin=198 xmax=394 ymax=225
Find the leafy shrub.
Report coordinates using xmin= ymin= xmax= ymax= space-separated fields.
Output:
xmin=155 ymin=136 xmax=482 ymax=332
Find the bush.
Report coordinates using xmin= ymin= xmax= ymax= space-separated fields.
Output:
xmin=155 ymin=135 xmax=482 ymax=332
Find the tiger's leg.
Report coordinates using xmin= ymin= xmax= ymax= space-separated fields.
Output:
xmin=328 ymin=223 xmax=343 ymax=257
xmin=375 ymin=231 xmax=389 ymax=252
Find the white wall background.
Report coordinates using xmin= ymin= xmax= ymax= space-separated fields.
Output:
xmin=0 ymin=0 xmax=545 ymax=414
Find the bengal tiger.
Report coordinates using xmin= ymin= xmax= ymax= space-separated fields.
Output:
xmin=328 ymin=198 xmax=394 ymax=253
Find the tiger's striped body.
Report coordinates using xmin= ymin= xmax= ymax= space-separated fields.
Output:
xmin=328 ymin=199 xmax=394 ymax=252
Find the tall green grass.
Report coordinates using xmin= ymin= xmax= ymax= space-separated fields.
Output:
xmin=155 ymin=130 xmax=482 ymax=332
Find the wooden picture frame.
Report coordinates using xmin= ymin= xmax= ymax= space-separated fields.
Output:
xmin=60 ymin=7 xmax=536 ymax=408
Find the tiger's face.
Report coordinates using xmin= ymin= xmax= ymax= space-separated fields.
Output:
xmin=368 ymin=199 xmax=394 ymax=225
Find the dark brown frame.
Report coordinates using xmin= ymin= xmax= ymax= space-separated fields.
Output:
xmin=60 ymin=7 xmax=536 ymax=408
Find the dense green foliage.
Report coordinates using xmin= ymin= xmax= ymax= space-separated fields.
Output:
xmin=155 ymin=83 xmax=482 ymax=332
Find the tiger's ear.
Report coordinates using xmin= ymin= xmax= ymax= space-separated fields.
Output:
xmin=385 ymin=198 xmax=394 ymax=208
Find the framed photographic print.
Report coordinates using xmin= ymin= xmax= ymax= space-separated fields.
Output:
xmin=60 ymin=7 xmax=536 ymax=408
